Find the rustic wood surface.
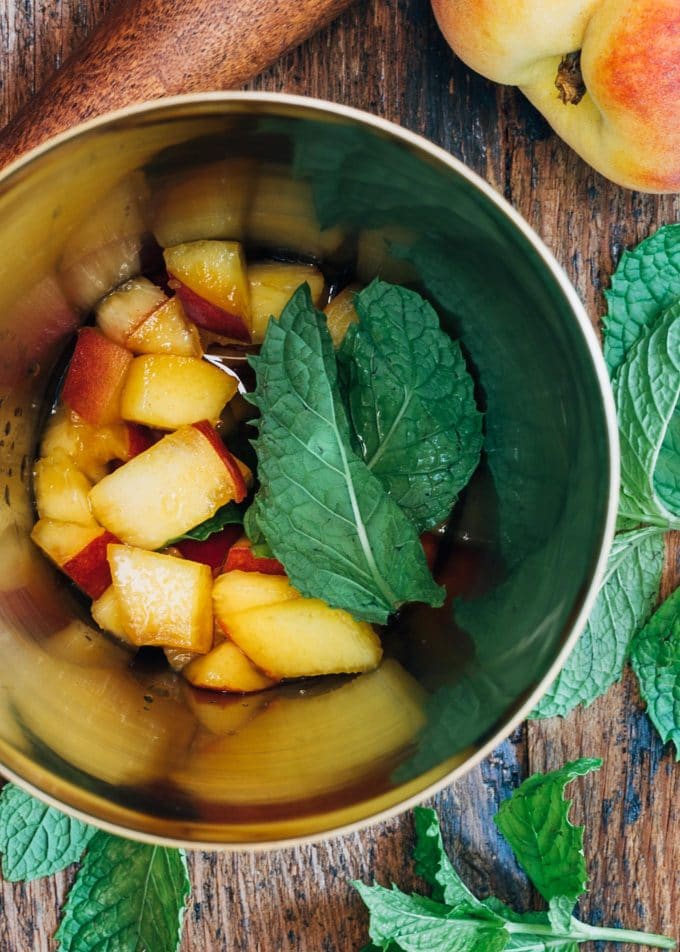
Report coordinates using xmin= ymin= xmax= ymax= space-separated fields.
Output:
xmin=0 ymin=0 xmax=679 ymax=949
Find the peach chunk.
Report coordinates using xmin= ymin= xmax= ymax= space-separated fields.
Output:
xmin=30 ymin=518 xmax=118 ymax=599
xmin=96 ymin=277 xmax=167 ymax=346
xmin=61 ymin=327 xmax=133 ymax=425
xmin=164 ymin=240 xmax=251 ymax=340
xmin=120 ymin=354 xmax=237 ymax=429
xmin=184 ymin=640 xmax=277 ymax=693
xmin=247 ymin=262 xmax=325 ymax=344
xmin=223 ymin=537 xmax=285 ymax=576
xmin=41 ymin=407 xmax=153 ymax=483
xmin=89 ymin=422 xmax=246 ymax=549
xmin=46 ymin=619 xmax=132 ymax=668
xmin=223 ymin=598 xmax=382 ymax=678
xmin=91 ymin=585 xmax=130 ymax=642
xmin=108 ymin=544 xmax=213 ymax=652
xmin=34 ymin=450 xmax=96 ymax=526
xmin=213 ymin=570 xmax=300 ymax=623
xmin=324 ymin=285 xmax=360 ymax=348
xmin=126 ymin=297 xmax=202 ymax=357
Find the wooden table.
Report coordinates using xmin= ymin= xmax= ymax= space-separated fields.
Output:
xmin=0 ymin=1 xmax=678 ymax=949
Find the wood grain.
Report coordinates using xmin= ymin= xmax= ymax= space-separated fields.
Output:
xmin=0 ymin=0 xmax=356 ymax=167
xmin=1 ymin=0 xmax=679 ymax=950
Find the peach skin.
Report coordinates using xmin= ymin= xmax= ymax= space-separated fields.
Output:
xmin=431 ymin=0 xmax=680 ymax=192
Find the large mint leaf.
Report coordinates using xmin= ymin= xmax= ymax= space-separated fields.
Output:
xmin=0 ymin=784 xmax=94 ymax=882
xmin=494 ymin=759 xmax=602 ymax=905
xmin=630 ymin=586 xmax=680 ymax=758
xmin=353 ymin=882 xmax=509 ymax=952
xmin=532 ymin=528 xmax=665 ymax=719
xmin=614 ymin=300 xmax=680 ymax=526
xmin=55 ymin=832 xmax=189 ymax=952
xmin=338 ymin=281 xmax=482 ymax=532
xmin=413 ymin=808 xmax=495 ymax=918
xmin=248 ymin=285 xmax=444 ymax=624
xmin=603 ymin=224 xmax=680 ymax=375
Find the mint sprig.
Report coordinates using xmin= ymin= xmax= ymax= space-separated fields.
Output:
xmin=0 ymin=785 xmax=94 ymax=882
xmin=0 ymin=783 xmax=189 ymax=951
xmin=56 ymin=832 xmax=190 ymax=952
xmin=166 ymin=500 xmax=246 ymax=544
xmin=355 ymin=763 xmax=675 ymax=950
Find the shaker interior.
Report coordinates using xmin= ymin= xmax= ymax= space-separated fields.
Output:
xmin=0 ymin=100 xmax=612 ymax=844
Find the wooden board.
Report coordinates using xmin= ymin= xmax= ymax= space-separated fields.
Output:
xmin=0 ymin=0 xmax=678 ymax=948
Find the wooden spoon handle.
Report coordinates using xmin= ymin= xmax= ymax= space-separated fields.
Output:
xmin=0 ymin=0 xmax=356 ymax=168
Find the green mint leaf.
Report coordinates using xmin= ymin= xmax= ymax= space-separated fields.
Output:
xmin=614 ymin=300 xmax=680 ymax=527
xmin=338 ymin=280 xmax=482 ymax=532
xmin=55 ymin=831 xmax=190 ymax=952
xmin=353 ymin=881 xmax=509 ymax=952
xmin=243 ymin=504 xmax=276 ymax=559
xmin=531 ymin=527 xmax=665 ymax=718
xmin=603 ymin=224 xmax=680 ymax=375
xmin=494 ymin=759 xmax=602 ymax=905
xmin=413 ymin=808 xmax=496 ymax=917
xmin=166 ymin=500 xmax=246 ymax=544
xmin=247 ymin=285 xmax=444 ymax=624
xmin=630 ymin=585 xmax=680 ymax=758
xmin=0 ymin=784 xmax=94 ymax=882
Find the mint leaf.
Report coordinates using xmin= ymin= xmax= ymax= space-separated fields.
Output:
xmin=353 ymin=882 xmax=509 ymax=952
xmin=604 ymin=224 xmax=680 ymax=374
xmin=338 ymin=281 xmax=482 ymax=532
xmin=494 ymin=759 xmax=602 ymax=905
xmin=630 ymin=585 xmax=680 ymax=758
xmin=532 ymin=527 xmax=665 ymax=718
xmin=55 ymin=831 xmax=189 ymax=952
xmin=167 ymin=500 xmax=245 ymax=544
xmin=243 ymin=504 xmax=276 ymax=559
xmin=0 ymin=784 xmax=94 ymax=882
xmin=548 ymin=896 xmax=574 ymax=934
xmin=614 ymin=300 xmax=680 ymax=527
xmin=413 ymin=808 xmax=495 ymax=918
xmin=248 ymin=285 xmax=444 ymax=624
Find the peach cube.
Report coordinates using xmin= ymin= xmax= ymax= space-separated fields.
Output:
xmin=96 ymin=277 xmax=168 ymax=346
xmin=223 ymin=537 xmax=285 ymax=576
xmin=126 ymin=297 xmax=203 ymax=357
xmin=34 ymin=450 xmax=96 ymax=526
xmin=30 ymin=518 xmax=118 ymax=599
xmin=91 ymin=585 xmax=130 ymax=642
xmin=324 ymin=285 xmax=360 ymax=347
xmin=248 ymin=262 xmax=325 ymax=343
xmin=222 ymin=598 xmax=383 ymax=678
xmin=89 ymin=422 xmax=246 ymax=549
xmin=184 ymin=640 xmax=277 ymax=693
xmin=61 ymin=327 xmax=133 ymax=425
xmin=213 ymin=570 xmax=299 ymax=623
xmin=164 ymin=240 xmax=251 ymax=340
xmin=108 ymin=544 xmax=213 ymax=652
xmin=120 ymin=354 xmax=237 ymax=429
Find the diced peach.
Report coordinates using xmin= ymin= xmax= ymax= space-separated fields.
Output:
xmin=108 ymin=544 xmax=213 ymax=652
xmin=30 ymin=518 xmax=119 ymax=599
xmin=324 ymin=285 xmax=360 ymax=347
xmin=61 ymin=327 xmax=133 ymax=425
xmin=34 ymin=450 xmax=96 ymax=526
xmin=41 ymin=407 xmax=153 ymax=482
xmin=248 ymin=262 xmax=325 ymax=343
xmin=152 ymin=159 xmax=252 ymax=247
xmin=223 ymin=598 xmax=382 ymax=678
xmin=184 ymin=639 xmax=277 ymax=693
xmin=164 ymin=240 xmax=251 ymax=340
xmin=89 ymin=423 xmax=246 ymax=549
xmin=126 ymin=297 xmax=203 ymax=357
xmin=213 ymin=570 xmax=300 ymax=623
xmin=186 ymin=690 xmax=267 ymax=736
xmin=175 ymin=525 xmax=242 ymax=575
xmin=356 ymin=226 xmax=419 ymax=285
xmin=192 ymin=421 xmax=248 ymax=502
xmin=96 ymin=277 xmax=168 ymax=346
xmin=120 ymin=355 xmax=237 ymax=429
xmin=91 ymin=584 xmax=130 ymax=642
xmin=223 ymin=536 xmax=285 ymax=576
xmin=46 ymin=619 xmax=132 ymax=668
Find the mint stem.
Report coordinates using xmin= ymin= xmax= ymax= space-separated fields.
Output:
xmin=505 ymin=919 xmax=675 ymax=949
xmin=617 ymin=510 xmax=680 ymax=532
